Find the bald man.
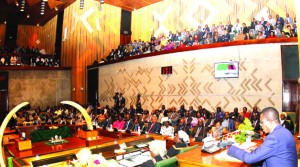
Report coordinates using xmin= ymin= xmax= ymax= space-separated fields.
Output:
xmin=227 ymin=107 xmax=297 ymax=167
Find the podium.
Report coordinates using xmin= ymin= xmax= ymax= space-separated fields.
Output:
xmin=15 ymin=139 xmax=32 ymax=151
xmin=78 ymin=129 xmax=98 ymax=139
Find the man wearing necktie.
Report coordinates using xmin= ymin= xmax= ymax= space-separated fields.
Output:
xmin=147 ymin=116 xmax=161 ymax=133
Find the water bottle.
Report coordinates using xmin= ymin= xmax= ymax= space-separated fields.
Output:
xmin=138 ymin=126 xmax=141 ymax=135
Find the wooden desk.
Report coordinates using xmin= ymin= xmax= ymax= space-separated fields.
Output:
xmin=176 ymin=147 xmax=247 ymax=167
xmin=14 ymin=139 xmax=32 ymax=151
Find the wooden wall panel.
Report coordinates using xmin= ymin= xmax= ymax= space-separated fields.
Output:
xmin=61 ymin=1 xmax=121 ymax=104
xmin=132 ymin=0 xmax=296 ymax=41
xmin=8 ymin=70 xmax=71 ymax=110
xmin=0 ymin=24 xmax=5 ymax=46
xmin=16 ymin=16 xmax=57 ymax=55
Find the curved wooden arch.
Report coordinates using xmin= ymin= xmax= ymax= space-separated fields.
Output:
xmin=0 ymin=102 xmax=29 ymax=167
xmin=61 ymin=101 xmax=93 ymax=130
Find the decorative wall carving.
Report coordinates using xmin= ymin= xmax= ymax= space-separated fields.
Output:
xmin=8 ymin=70 xmax=71 ymax=110
xmin=98 ymin=43 xmax=288 ymax=112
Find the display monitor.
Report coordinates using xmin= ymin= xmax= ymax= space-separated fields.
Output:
xmin=214 ymin=62 xmax=239 ymax=78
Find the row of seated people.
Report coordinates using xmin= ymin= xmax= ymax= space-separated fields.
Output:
xmin=99 ymin=13 xmax=297 ymax=64
xmin=0 ymin=55 xmax=60 ymax=67
xmin=14 ymin=103 xmax=295 ymax=139
xmin=0 ymin=45 xmax=40 ymax=54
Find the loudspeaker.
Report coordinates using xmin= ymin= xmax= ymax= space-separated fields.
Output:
xmin=120 ymin=10 xmax=131 ymax=35
xmin=54 ymin=11 xmax=64 ymax=60
xmin=281 ymin=45 xmax=299 ymax=80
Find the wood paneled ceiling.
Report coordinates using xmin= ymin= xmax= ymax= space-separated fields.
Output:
xmin=105 ymin=0 xmax=161 ymax=11
xmin=0 ymin=0 xmax=161 ymax=26
xmin=0 ymin=0 xmax=75 ymax=26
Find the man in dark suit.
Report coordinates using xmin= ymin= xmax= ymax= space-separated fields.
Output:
xmin=251 ymin=113 xmax=260 ymax=133
xmin=191 ymin=119 xmax=206 ymax=141
xmin=146 ymin=116 xmax=161 ymax=134
xmin=228 ymin=107 xmax=297 ymax=167
xmin=280 ymin=112 xmax=293 ymax=133
xmin=123 ymin=114 xmax=134 ymax=131
xmin=175 ymin=118 xmax=190 ymax=135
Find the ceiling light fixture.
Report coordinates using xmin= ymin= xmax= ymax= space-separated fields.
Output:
xmin=40 ymin=1 xmax=45 ymax=15
xmin=80 ymin=0 xmax=84 ymax=9
xmin=27 ymin=14 xmax=30 ymax=18
xmin=55 ymin=7 xmax=58 ymax=11
xmin=20 ymin=0 xmax=25 ymax=12
xmin=100 ymin=0 xmax=104 ymax=4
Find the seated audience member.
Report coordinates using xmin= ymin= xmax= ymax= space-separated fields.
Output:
xmin=175 ymin=118 xmax=190 ymax=135
xmin=221 ymin=112 xmax=235 ymax=132
xmin=250 ymin=106 xmax=260 ymax=121
xmin=268 ymin=31 xmax=277 ymax=38
xmin=112 ymin=114 xmax=125 ymax=130
xmin=141 ymin=130 xmax=189 ymax=167
xmin=123 ymin=114 xmax=134 ymax=131
xmin=215 ymin=107 xmax=224 ymax=121
xmin=223 ymin=29 xmax=230 ymax=42
xmin=227 ymin=107 xmax=297 ymax=167
xmin=101 ymin=113 xmax=113 ymax=128
xmin=256 ymin=31 xmax=265 ymax=39
xmin=168 ymin=106 xmax=179 ymax=126
xmin=146 ymin=116 xmax=161 ymax=134
xmin=183 ymin=110 xmax=193 ymax=128
xmin=160 ymin=118 xmax=174 ymax=137
xmin=133 ymin=117 xmax=145 ymax=132
xmin=211 ymin=120 xmax=222 ymax=138
xmin=290 ymin=29 xmax=297 ymax=37
xmin=242 ymin=107 xmax=250 ymax=119
xmin=206 ymin=112 xmax=216 ymax=127
xmin=177 ymin=40 xmax=186 ymax=49
xmin=244 ymin=32 xmax=253 ymax=40
xmin=251 ymin=113 xmax=261 ymax=133
xmin=191 ymin=119 xmax=206 ymax=141
xmin=164 ymin=39 xmax=174 ymax=50
xmin=229 ymin=107 xmax=239 ymax=121
xmin=280 ymin=112 xmax=294 ymax=133
xmin=237 ymin=112 xmax=245 ymax=123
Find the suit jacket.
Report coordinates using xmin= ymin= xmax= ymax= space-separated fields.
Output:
xmin=146 ymin=122 xmax=161 ymax=134
xmin=191 ymin=126 xmax=206 ymax=138
xmin=227 ymin=125 xmax=297 ymax=167
xmin=123 ymin=120 xmax=134 ymax=130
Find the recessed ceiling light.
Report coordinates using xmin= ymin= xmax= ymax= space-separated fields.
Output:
xmin=4 ymin=21 xmax=6 ymax=24
xmin=55 ymin=7 xmax=58 ymax=11
xmin=27 ymin=14 xmax=30 ymax=18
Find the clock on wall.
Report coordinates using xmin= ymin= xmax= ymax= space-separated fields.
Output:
xmin=161 ymin=66 xmax=172 ymax=75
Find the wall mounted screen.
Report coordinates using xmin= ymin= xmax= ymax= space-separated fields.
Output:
xmin=214 ymin=62 xmax=239 ymax=78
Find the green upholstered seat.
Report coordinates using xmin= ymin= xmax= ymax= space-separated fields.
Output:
xmin=178 ymin=144 xmax=199 ymax=154
xmin=154 ymin=156 xmax=178 ymax=167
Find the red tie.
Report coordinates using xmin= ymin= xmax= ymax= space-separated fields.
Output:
xmin=148 ymin=123 xmax=154 ymax=132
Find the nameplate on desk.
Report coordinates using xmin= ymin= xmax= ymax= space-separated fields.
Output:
xmin=116 ymin=155 xmax=123 ymax=160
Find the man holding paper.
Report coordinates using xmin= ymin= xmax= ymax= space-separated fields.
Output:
xmin=227 ymin=107 xmax=297 ymax=167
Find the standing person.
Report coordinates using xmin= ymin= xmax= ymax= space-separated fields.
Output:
xmin=227 ymin=107 xmax=297 ymax=167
